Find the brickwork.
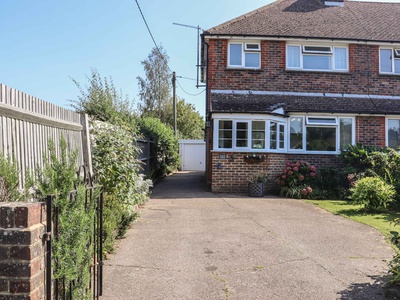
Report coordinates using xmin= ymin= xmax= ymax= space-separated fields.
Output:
xmin=211 ymin=152 xmax=344 ymax=193
xmin=0 ymin=202 xmax=46 ymax=300
xmin=356 ymin=116 xmax=386 ymax=148
xmin=207 ymin=39 xmax=400 ymax=96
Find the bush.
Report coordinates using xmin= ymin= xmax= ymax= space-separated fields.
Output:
xmin=276 ymin=161 xmax=317 ymax=199
xmin=139 ymin=117 xmax=179 ymax=179
xmin=350 ymin=177 xmax=395 ymax=211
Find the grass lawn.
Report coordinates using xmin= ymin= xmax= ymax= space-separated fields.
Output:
xmin=306 ymin=200 xmax=400 ymax=250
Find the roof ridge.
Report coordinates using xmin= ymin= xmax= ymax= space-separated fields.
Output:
xmin=206 ymin=0 xmax=287 ymax=33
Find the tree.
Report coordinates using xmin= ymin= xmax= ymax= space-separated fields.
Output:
xmin=164 ymin=97 xmax=204 ymax=139
xmin=137 ymin=46 xmax=204 ymax=139
xmin=137 ymin=46 xmax=171 ymax=122
xmin=70 ymin=69 xmax=136 ymax=126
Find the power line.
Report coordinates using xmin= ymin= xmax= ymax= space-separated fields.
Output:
xmin=134 ymin=0 xmax=173 ymax=73
xmin=176 ymin=79 xmax=205 ymax=96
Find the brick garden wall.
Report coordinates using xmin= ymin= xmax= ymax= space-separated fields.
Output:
xmin=211 ymin=152 xmax=342 ymax=193
xmin=0 ymin=202 xmax=46 ymax=300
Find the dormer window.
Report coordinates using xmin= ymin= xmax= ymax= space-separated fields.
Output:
xmin=228 ymin=42 xmax=261 ymax=69
xmin=380 ymin=48 xmax=400 ymax=74
xmin=286 ymin=44 xmax=348 ymax=72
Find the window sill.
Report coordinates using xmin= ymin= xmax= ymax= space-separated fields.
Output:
xmin=285 ymin=69 xmax=350 ymax=75
xmin=226 ymin=67 xmax=262 ymax=71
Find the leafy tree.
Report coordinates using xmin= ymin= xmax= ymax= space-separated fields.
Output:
xmin=165 ymin=97 xmax=204 ymax=139
xmin=137 ymin=46 xmax=171 ymax=122
xmin=70 ymin=69 xmax=136 ymax=126
xmin=137 ymin=47 xmax=204 ymax=139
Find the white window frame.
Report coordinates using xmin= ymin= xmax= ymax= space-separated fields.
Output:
xmin=213 ymin=115 xmax=286 ymax=152
xmin=228 ymin=41 xmax=261 ymax=69
xmin=288 ymin=115 xmax=355 ymax=154
xmin=386 ymin=117 xmax=400 ymax=149
xmin=379 ymin=48 xmax=400 ymax=75
xmin=286 ymin=43 xmax=349 ymax=72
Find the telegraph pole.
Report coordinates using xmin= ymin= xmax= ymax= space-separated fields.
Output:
xmin=172 ymin=71 xmax=177 ymax=137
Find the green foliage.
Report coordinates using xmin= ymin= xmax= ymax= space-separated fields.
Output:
xmin=137 ymin=46 xmax=171 ymax=122
xmin=350 ymin=177 xmax=395 ymax=211
xmin=35 ymin=136 xmax=94 ymax=299
xmin=35 ymin=137 xmax=79 ymax=202
xmin=0 ymin=154 xmax=33 ymax=202
xmin=91 ymin=120 xmax=152 ymax=249
xmin=165 ymin=98 xmax=204 ymax=139
xmin=340 ymin=143 xmax=383 ymax=171
xmin=316 ymin=166 xmax=357 ymax=200
xmin=248 ymin=173 xmax=268 ymax=184
xmin=70 ymin=69 xmax=136 ymax=126
xmin=390 ymin=230 xmax=400 ymax=283
xmin=137 ymin=47 xmax=204 ymax=139
xmin=53 ymin=185 xmax=95 ymax=299
xmin=139 ymin=117 xmax=179 ymax=179
xmin=276 ymin=161 xmax=317 ymax=199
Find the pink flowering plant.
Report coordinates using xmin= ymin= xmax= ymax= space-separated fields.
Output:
xmin=276 ymin=161 xmax=318 ymax=199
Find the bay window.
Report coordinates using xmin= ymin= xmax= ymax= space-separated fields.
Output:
xmin=215 ymin=118 xmax=285 ymax=151
xmin=286 ymin=44 xmax=348 ymax=71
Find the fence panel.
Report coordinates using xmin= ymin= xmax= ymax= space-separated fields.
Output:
xmin=0 ymin=84 xmax=90 ymax=188
xmin=135 ymin=138 xmax=152 ymax=176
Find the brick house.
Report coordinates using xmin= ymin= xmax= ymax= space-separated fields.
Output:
xmin=201 ymin=0 xmax=400 ymax=193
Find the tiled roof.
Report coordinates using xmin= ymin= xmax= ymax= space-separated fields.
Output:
xmin=205 ymin=0 xmax=400 ymax=42
xmin=210 ymin=92 xmax=400 ymax=115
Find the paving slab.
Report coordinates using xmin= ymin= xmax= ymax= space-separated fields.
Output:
xmin=101 ymin=171 xmax=396 ymax=300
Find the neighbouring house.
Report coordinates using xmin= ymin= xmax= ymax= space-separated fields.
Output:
xmin=201 ymin=0 xmax=400 ymax=193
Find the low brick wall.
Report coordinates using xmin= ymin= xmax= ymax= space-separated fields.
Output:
xmin=0 ymin=202 xmax=46 ymax=300
xmin=211 ymin=152 xmax=342 ymax=193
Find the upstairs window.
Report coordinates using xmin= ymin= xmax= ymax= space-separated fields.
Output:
xmin=380 ymin=48 xmax=400 ymax=74
xmin=228 ymin=42 xmax=261 ymax=69
xmin=287 ymin=44 xmax=348 ymax=72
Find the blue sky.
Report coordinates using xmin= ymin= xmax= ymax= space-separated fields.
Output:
xmin=1 ymin=0 xmax=398 ymax=117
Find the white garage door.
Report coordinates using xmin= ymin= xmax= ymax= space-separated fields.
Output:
xmin=179 ymin=140 xmax=206 ymax=171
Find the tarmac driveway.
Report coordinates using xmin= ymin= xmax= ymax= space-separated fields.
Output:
xmin=101 ymin=171 xmax=396 ymax=300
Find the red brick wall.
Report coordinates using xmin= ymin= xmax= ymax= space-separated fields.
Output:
xmin=0 ymin=203 xmax=46 ymax=300
xmin=207 ymin=39 xmax=400 ymax=96
xmin=211 ymin=152 xmax=342 ymax=193
xmin=356 ymin=116 xmax=386 ymax=147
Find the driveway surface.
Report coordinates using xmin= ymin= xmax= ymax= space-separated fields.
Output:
xmin=101 ymin=171 xmax=396 ymax=300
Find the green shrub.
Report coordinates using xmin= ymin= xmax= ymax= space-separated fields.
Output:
xmin=0 ymin=154 xmax=34 ymax=202
xmin=340 ymin=143 xmax=382 ymax=171
xmin=350 ymin=177 xmax=395 ymax=211
xmin=139 ymin=117 xmax=179 ymax=179
xmin=276 ymin=161 xmax=317 ymax=199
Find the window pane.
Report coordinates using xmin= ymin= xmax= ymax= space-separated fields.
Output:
xmin=334 ymin=48 xmax=347 ymax=70
xmin=303 ymin=55 xmax=331 ymax=70
xmin=306 ymin=127 xmax=336 ymax=151
xmin=290 ymin=117 xmax=303 ymax=149
xmin=245 ymin=53 xmax=260 ymax=68
xmin=380 ymin=49 xmax=392 ymax=73
xmin=307 ymin=117 xmax=337 ymax=125
xmin=304 ymin=46 xmax=331 ymax=53
xmin=236 ymin=122 xmax=248 ymax=148
xmin=287 ymin=46 xmax=300 ymax=68
xmin=279 ymin=124 xmax=285 ymax=149
xmin=395 ymin=59 xmax=400 ymax=74
xmin=388 ymin=119 xmax=400 ymax=149
xmin=229 ymin=44 xmax=242 ymax=66
xmin=270 ymin=122 xmax=277 ymax=150
xmin=340 ymin=118 xmax=352 ymax=149
xmin=218 ymin=120 xmax=232 ymax=149
xmin=252 ymin=121 xmax=265 ymax=149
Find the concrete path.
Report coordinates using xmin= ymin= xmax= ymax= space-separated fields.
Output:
xmin=101 ymin=171 xmax=395 ymax=300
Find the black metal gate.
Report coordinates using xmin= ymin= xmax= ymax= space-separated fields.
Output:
xmin=44 ymin=168 xmax=103 ymax=299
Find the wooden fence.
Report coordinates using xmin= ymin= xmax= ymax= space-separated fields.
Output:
xmin=0 ymin=84 xmax=91 ymax=189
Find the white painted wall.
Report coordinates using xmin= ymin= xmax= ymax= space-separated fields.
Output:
xmin=179 ymin=140 xmax=206 ymax=171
